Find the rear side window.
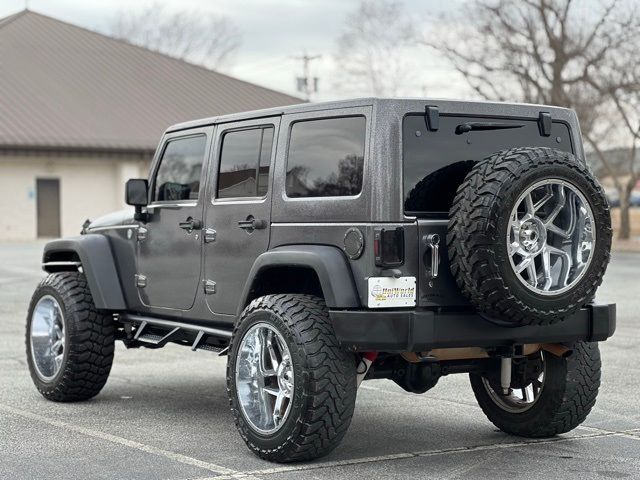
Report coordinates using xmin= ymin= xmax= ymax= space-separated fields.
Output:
xmin=154 ymin=135 xmax=206 ymax=202
xmin=286 ymin=116 xmax=366 ymax=198
xmin=217 ymin=126 xmax=274 ymax=199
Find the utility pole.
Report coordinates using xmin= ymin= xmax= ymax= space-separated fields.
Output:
xmin=294 ymin=52 xmax=321 ymax=101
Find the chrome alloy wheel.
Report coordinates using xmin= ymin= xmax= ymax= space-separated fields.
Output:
xmin=507 ymin=179 xmax=595 ymax=295
xmin=30 ymin=295 xmax=66 ymax=381
xmin=235 ymin=323 xmax=295 ymax=434
xmin=482 ymin=356 xmax=546 ymax=414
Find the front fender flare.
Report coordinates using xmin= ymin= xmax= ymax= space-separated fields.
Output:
xmin=238 ymin=245 xmax=360 ymax=316
xmin=43 ymin=235 xmax=126 ymax=310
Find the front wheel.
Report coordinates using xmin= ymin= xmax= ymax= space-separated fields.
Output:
xmin=26 ymin=272 xmax=115 ymax=402
xmin=470 ymin=342 xmax=601 ymax=437
xmin=227 ymin=294 xmax=357 ymax=463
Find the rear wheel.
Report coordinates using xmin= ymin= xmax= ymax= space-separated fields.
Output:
xmin=26 ymin=272 xmax=115 ymax=402
xmin=227 ymin=294 xmax=357 ymax=462
xmin=470 ymin=342 xmax=601 ymax=437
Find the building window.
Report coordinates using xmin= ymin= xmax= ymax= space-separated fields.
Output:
xmin=154 ymin=135 xmax=206 ymax=202
xmin=217 ymin=126 xmax=274 ymax=199
xmin=285 ymin=116 xmax=366 ymax=198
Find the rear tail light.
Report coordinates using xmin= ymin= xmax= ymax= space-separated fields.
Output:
xmin=374 ymin=227 xmax=405 ymax=267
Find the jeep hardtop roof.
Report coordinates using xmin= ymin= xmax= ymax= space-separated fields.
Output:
xmin=166 ymin=97 xmax=576 ymax=135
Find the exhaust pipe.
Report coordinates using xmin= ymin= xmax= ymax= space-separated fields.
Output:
xmin=542 ymin=343 xmax=572 ymax=358
xmin=356 ymin=352 xmax=378 ymax=387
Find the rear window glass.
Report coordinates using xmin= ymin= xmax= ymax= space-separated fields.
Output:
xmin=286 ymin=116 xmax=366 ymax=197
xmin=403 ymin=114 xmax=573 ymax=215
xmin=217 ymin=126 xmax=274 ymax=199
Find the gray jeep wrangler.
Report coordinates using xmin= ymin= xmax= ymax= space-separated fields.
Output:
xmin=26 ymin=98 xmax=615 ymax=463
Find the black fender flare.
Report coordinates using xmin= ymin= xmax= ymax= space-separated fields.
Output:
xmin=237 ymin=245 xmax=360 ymax=316
xmin=42 ymin=235 xmax=126 ymax=310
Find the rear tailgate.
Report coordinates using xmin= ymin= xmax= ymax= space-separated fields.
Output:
xmin=404 ymin=113 xmax=575 ymax=308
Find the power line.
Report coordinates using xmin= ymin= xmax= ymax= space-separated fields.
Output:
xmin=293 ymin=52 xmax=321 ymax=101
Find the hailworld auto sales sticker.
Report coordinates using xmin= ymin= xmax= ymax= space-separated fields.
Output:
xmin=367 ymin=276 xmax=416 ymax=308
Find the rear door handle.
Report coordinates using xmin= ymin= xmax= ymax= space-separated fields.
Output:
xmin=179 ymin=217 xmax=202 ymax=233
xmin=238 ymin=216 xmax=267 ymax=231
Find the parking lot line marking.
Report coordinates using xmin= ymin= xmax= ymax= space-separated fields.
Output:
xmin=204 ymin=428 xmax=640 ymax=478
xmin=578 ymin=425 xmax=640 ymax=441
xmin=0 ymin=403 xmax=237 ymax=476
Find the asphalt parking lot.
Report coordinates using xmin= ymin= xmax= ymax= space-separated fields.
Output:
xmin=1 ymin=242 xmax=639 ymax=480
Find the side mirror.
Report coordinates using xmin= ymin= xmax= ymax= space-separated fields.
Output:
xmin=125 ymin=179 xmax=149 ymax=222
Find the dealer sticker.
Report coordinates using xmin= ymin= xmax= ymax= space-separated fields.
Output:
xmin=367 ymin=276 xmax=416 ymax=308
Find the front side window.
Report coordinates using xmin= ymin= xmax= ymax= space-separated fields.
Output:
xmin=217 ymin=126 xmax=274 ymax=199
xmin=154 ymin=135 xmax=206 ymax=202
xmin=286 ymin=116 xmax=366 ymax=198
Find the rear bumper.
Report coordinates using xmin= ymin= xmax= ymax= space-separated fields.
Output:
xmin=329 ymin=303 xmax=616 ymax=352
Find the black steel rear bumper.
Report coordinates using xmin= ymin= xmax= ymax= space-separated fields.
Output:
xmin=329 ymin=303 xmax=616 ymax=352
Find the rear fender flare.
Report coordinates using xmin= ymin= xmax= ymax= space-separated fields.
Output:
xmin=238 ymin=245 xmax=360 ymax=316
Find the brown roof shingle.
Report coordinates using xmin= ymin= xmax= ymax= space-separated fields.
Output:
xmin=0 ymin=10 xmax=302 ymax=152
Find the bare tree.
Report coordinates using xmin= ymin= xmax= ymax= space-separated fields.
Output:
xmin=111 ymin=2 xmax=241 ymax=70
xmin=430 ymin=0 xmax=640 ymax=239
xmin=334 ymin=0 xmax=417 ymax=96
xmin=586 ymin=82 xmax=640 ymax=238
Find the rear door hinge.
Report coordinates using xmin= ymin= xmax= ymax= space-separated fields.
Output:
xmin=425 ymin=105 xmax=439 ymax=132
xmin=203 ymin=279 xmax=217 ymax=294
xmin=203 ymin=228 xmax=217 ymax=243
xmin=135 ymin=274 xmax=147 ymax=288
xmin=538 ymin=111 xmax=552 ymax=137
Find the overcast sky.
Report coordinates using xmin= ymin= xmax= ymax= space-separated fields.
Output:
xmin=0 ymin=0 xmax=470 ymax=101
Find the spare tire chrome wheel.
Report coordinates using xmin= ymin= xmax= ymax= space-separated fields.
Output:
xmin=448 ymin=147 xmax=612 ymax=326
xmin=508 ymin=179 xmax=595 ymax=295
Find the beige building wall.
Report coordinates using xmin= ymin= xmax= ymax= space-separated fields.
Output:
xmin=0 ymin=153 xmax=149 ymax=241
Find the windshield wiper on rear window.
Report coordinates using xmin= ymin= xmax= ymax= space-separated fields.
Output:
xmin=455 ymin=122 xmax=525 ymax=135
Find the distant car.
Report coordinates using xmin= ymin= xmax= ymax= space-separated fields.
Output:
xmin=607 ymin=195 xmax=620 ymax=207
xmin=631 ymin=191 xmax=640 ymax=207
xmin=26 ymin=98 xmax=615 ymax=463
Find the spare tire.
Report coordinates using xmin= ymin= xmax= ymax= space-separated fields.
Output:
xmin=447 ymin=147 xmax=611 ymax=326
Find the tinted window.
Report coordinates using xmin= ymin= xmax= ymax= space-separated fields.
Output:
xmin=218 ymin=126 xmax=274 ymax=199
xmin=286 ymin=116 xmax=366 ymax=197
xmin=155 ymin=135 xmax=206 ymax=202
xmin=403 ymin=114 xmax=573 ymax=214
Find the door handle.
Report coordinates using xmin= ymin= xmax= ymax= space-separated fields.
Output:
xmin=179 ymin=217 xmax=202 ymax=233
xmin=423 ymin=233 xmax=440 ymax=279
xmin=238 ymin=216 xmax=267 ymax=231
